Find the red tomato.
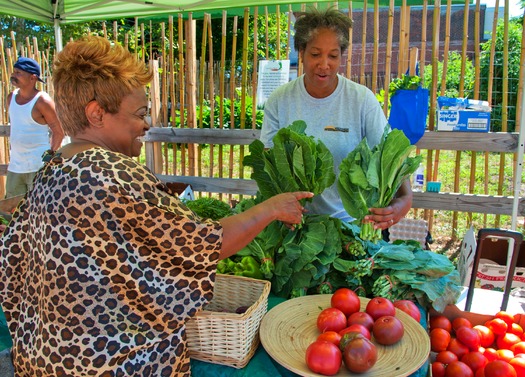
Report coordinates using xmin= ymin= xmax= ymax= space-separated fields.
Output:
xmin=445 ymin=360 xmax=474 ymax=377
xmin=498 ymin=333 xmax=523 ymax=350
xmin=510 ymin=357 xmax=525 ymax=377
xmin=339 ymin=324 xmax=371 ymax=340
xmin=475 ymin=367 xmax=486 ymax=377
xmin=486 ymin=318 xmax=508 ymax=336
xmin=317 ymin=307 xmax=348 ymax=333
xmin=317 ymin=331 xmax=342 ymax=347
xmin=432 ymin=361 xmax=446 ymax=377
xmin=511 ymin=342 xmax=525 ymax=355
xmin=448 ymin=338 xmax=470 ymax=359
xmin=372 ymin=315 xmax=404 ymax=345
xmin=436 ymin=350 xmax=459 ymax=364
xmin=484 ymin=348 xmax=499 ymax=362
xmin=484 ymin=360 xmax=517 ymax=377
xmin=305 ymin=340 xmax=342 ymax=376
xmin=462 ymin=351 xmax=489 ymax=374
xmin=365 ymin=297 xmax=396 ymax=321
xmin=497 ymin=349 xmax=515 ymax=362
xmin=393 ymin=299 xmax=421 ymax=322
xmin=456 ymin=326 xmax=482 ymax=351
xmin=452 ymin=317 xmax=473 ymax=333
xmin=496 ymin=311 xmax=517 ymax=328
xmin=474 ymin=325 xmax=496 ymax=348
xmin=331 ymin=288 xmax=361 ymax=317
xmin=431 ymin=328 xmax=452 ymax=352
xmin=509 ymin=324 xmax=525 ymax=338
xmin=347 ymin=311 xmax=374 ymax=331
xmin=430 ymin=315 xmax=453 ymax=333
xmin=342 ymin=337 xmax=377 ymax=373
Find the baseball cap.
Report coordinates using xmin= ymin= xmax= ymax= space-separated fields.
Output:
xmin=13 ymin=57 xmax=45 ymax=83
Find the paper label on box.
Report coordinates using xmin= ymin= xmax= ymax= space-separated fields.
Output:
xmin=436 ymin=110 xmax=490 ymax=132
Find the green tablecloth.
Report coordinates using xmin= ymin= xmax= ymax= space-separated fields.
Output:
xmin=191 ymin=295 xmax=430 ymax=377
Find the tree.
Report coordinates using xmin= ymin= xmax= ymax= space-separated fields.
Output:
xmin=478 ymin=19 xmax=522 ymax=132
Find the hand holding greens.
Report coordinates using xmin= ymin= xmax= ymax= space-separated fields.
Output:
xmin=337 ymin=125 xmax=423 ymax=242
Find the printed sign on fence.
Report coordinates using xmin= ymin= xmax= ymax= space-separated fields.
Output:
xmin=256 ymin=60 xmax=290 ymax=109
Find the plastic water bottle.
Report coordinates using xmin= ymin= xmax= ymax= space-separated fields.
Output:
xmin=412 ymin=164 xmax=424 ymax=192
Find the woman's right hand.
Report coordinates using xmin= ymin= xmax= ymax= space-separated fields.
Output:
xmin=265 ymin=191 xmax=314 ymax=228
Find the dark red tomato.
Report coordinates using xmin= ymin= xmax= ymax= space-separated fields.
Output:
xmin=461 ymin=351 xmax=489 ymax=374
xmin=484 ymin=360 xmax=517 ymax=377
xmin=339 ymin=324 xmax=371 ymax=340
xmin=456 ymin=326 xmax=482 ymax=351
xmin=452 ymin=317 xmax=473 ymax=333
xmin=317 ymin=331 xmax=342 ymax=347
xmin=432 ymin=361 xmax=446 ymax=377
xmin=393 ymin=299 xmax=421 ymax=322
xmin=447 ymin=338 xmax=470 ymax=359
xmin=342 ymin=337 xmax=377 ymax=373
xmin=339 ymin=332 xmax=366 ymax=352
xmin=331 ymin=288 xmax=361 ymax=317
xmin=305 ymin=340 xmax=342 ymax=376
xmin=365 ymin=297 xmax=396 ymax=321
xmin=430 ymin=315 xmax=452 ymax=333
xmin=431 ymin=328 xmax=452 ymax=352
xmin=436 ymin=350 xmax=459 ymax=364
xmin=317 ymin=307 xmax=347 ymax=333
xmin=372 ymin=315 xmax=404 ymax=345
xmin=347 ymin=311 xmax=374 ymax=331
xmin=445 ymin=360 xmax=474 ymax=377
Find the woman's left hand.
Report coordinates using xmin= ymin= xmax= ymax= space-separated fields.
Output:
xmin=364 ymin=205 xmax=397 ymax=231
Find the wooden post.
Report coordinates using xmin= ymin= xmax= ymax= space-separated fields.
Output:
xmin=145 ymin=60 xmax=163 ymax=174
xmin=186 ymin=14 xmax=197 ymax=177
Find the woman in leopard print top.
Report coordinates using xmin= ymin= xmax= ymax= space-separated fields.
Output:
xmin=0 ymin=36 xmax=312 ymax=377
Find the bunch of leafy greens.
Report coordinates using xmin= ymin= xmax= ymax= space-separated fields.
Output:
xmin=243 ymin=120 xmax=335 ymax=200
xmin=337 ymin=126 xmax=422 ymax=242
xmin=184 ymin=197 xmax=233 ymax=220
xmin=330 ymin=223 xmax=461 ymax=312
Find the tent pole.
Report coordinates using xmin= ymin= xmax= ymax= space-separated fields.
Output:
xmin=54 ymin=19 xmax=63 ymax=52
xmin=512 ymin=70 xmax=525 ymax=230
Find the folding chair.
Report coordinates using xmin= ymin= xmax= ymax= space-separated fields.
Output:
xmin=464 ymin=228 xmax=524 ymax=312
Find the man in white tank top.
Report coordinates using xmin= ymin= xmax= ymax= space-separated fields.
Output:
xmin=5 ymin=57 xmax=64 ymax=198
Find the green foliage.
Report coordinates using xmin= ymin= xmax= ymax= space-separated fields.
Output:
xmin=422 ymin=51 xmax=475 ymax=99
xmin=172 ymin=93 xmax=264 ymax=129
xmin=479 ymin=19 xmax=522 ymax=132
xmin=183 ymin=197 xmax=233 ymax=220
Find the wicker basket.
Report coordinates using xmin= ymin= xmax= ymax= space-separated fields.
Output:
xmin=186 ymin=274 xmax=271 ymax=368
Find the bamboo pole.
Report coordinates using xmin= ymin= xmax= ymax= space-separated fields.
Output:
xmin=276 ymin=5 xmax=281 ymax=60
xmin=186 ymin=13 xmax=197 ymax=177
xmin=398 ymin=0 xmax=406 ymax=76
xmin=286 ymin=5 xmax=292 ymax=59
xmin=496 ymin=0 xmax=511 ymax=227
xmin=419 ymin=0 xmax=428 ymax=81
xmin=197 ymin=14 xmax=208 ymax=180
xmin=228 ymin=16 xmax=239 ymax=201
xmin=483 ymin=0 xmax=499 ymax=228
xmin=360 ymin=0 xmax=368 ymax=85
xmin=178 ymin=14 xmax=186 ymax=174
xmin=252 ymin=7 xmax=259 ymax=128
xmin=160 ymin=22 xmax=169 ymax=174
xmin=238 ymin=8 xmax=250 ymax=187
xmin=218 ymin=11 xmax=227 ymax=184
xmin=265 ymin=7 xmax=270 ymax=59
xmin=382 ymin=0 xmax=394 ymax=116
xmin=346 ymin=2 xmax=353 ymax=78
xmin=371 ymin=0 xmax=379 ymax=93
xmin=207 ymin=15 xmax=216 ymax=187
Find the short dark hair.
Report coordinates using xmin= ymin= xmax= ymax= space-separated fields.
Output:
xmin=293 ymin=7 xmax=353 ymax=53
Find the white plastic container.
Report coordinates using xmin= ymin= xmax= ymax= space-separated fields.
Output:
xmin=412 ymin=164 xmax=424 ymax=192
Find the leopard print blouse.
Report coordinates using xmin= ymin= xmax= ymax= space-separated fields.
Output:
xmin=0 ymin=148 xmax=222 ymax=376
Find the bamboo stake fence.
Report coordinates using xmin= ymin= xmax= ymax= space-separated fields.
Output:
xmin=0 ymin=0 xmax=523 ymax=240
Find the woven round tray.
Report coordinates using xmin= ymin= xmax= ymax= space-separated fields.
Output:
xmin=260 ymin=295 xmax=430 ymax=377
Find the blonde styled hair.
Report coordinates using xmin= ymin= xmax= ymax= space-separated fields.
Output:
xmin=52 ymin=36 xmax=153 ymax=136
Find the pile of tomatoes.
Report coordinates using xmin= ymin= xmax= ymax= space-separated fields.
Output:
xmin=305 ymin=288 xmax=420 ymax=375
xmin=430 ymin=311 xmax=525 ymax=377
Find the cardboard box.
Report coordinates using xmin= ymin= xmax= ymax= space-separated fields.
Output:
xmin=436 ymin=109 xmax=491 ymax=132
xmin=457 ymin=227 xmax=525 ymax=292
